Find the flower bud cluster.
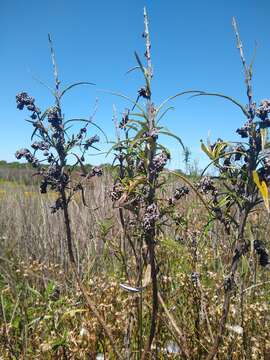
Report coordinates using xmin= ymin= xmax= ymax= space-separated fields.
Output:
xmin=84 ymin=135 xmax=100 ymax=150
xmin=254 ymin=240 xmax=269 ymax=267
xmin=47 ymin=107 xmax=62 ymax=127
xmin=15 ymin=148 xmax=40 ymax=168
xmin=87 ymin=166 xmax=103 ymax=178
xmin=168 ymin=186 xmax=189 ymax=205
xmin=31 ymin=141 xmax=50 ymax=151
xmin=256 ymin=99 xmax=270 ymax=121
xmin=196 ymin=177 xmax=216 ymax=194
xmin=110 ymin=182 xmax=124 ymax=201
xmin=16 ymin=92 xmax=41 ymax=119
xmin=236 ymin=122 xmax=251 ymax=138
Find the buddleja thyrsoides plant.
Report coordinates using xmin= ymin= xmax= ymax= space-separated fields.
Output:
xmin=15 ymin=36 xmax=102 ymax=263
xmin=195 ymin=18 xmax=269 ymax=360
xmin=109 ymin=8 xmax=195 ymax=359
xmin=15 ymin=35 xmax=123 ymax=359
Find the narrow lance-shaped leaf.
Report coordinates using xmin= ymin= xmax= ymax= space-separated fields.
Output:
xmin=159 ymin=130 xmax=185 ymax=151
xmin=252 ymin=170 xmax=269 ymax=212
xmin=201 ymin=140 xmax=215 ymax=160
xmin=60 ymin=82 xmax=95 ymax=99
xmin=190 ymin=92 xmax=250 ymax=118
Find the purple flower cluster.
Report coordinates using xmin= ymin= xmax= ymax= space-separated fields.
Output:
xmin=87 ymin=166 xmax=103 ymax=178
xmin=196 ymin=176 xmax=216 ymax=194
xmin=39 ymin=163 xmax=69 ymax=196
xmin=15 ymin=148 xmax=39 ymax=168
xmin=110 ymin=182 xmax=124 ymax=201
xmin=143 ymin=203 xmax=159 ymax=231
xmin=150 ymin=151 xmax=169 ymax=175
xmin=143 ymin=128 xmax=159 ymax=140
xmin=256 ymin=99 xmax=270 ymax=121
xmin=16 ymin=92 xmax=41 ymax=119
xmin=47 ymin=107 xmax=62 ymax=127
xmin=169 ymin=186 xmax=189 ymax=205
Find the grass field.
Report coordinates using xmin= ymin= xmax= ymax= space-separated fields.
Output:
xmin=0 ymin=167 xmax=269 ymax=359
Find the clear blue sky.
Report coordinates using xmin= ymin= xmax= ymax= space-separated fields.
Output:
xmin=1 ymin=0 xmax=270 ymax=170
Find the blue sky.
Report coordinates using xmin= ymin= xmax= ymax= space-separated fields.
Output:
xmin=1 ymin=0 xmax=270 ymax=170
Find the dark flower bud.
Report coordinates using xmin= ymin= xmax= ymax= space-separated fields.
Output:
xmin=15 ymin=148 xmax=30 ymax=160
xmin=40 ymin=180 xmax=48 ymax=194
xmin=27 ymin=104 xmax=35 ymax=111
xmin=47 ymin=107 xmax=61 ymax=126
xmin=17 ymin=103 xmax=24 ymax=110
xmin=223 ymin=276 xmax=235 ymax=292
xmin=119 ymin=110 xmax=129 ymax=129
xmin=254 ymin=240 xmax=269 ymax=267
xmin=31 ymin=141 xmax=49 ymax=151
xmin=236 ymin=122 xmax=250 ymax=138
xmin=50 ymin=198 xmax=64 ymax=213
xmin=137 ymin=159 xmax=145 ymax=172
xmin=84 ymin=135 xmax=100 ymax=150
xmin=235 ymin=146 xmax=244 ymax=161
xmin=169 ymin=186 xmax=189 ymax=204
xmin=16 ymin=92 xmax=34 ymax=110
xmin=47 ymin=154 xmax=54 ymax=163
xmin=138 ymin=87 xmax=150 ymax=99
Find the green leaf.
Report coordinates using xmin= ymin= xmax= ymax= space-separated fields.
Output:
xmin=213 ymin=141 xmax=227 ymax=158
xmin=253 ymin=170 xmax=269 ymax=212
xmin=157 ymin=90 xmax=203 ymax=114
xmin=60 ymin=82 xmax=95 ymax=99
xmin=201 ymin=140 xmax=214 ymax=160
xmin=102 ymin=90 xmax=146 ymax=115
xmin=191 ymin=92 xmax=250 ymax=118
xmin=157 ymin=106 xmax=175 ymax=124
xmin=126 ymin=66 xmax=140 ymax=75
xmin=131 ymin=129 xmax=148 ymax=147
xmin=63 ymin=118 xmax=108 ymax=143
xmin=159 ymin=130 xmax=185 ymax=150
xmin=134 ymin=52 xmax=146 ymax=76
xmin=134 ymin=51 xmax=151 ymax=89
xmin=125 ymin=124 xmax=139 ymax=132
